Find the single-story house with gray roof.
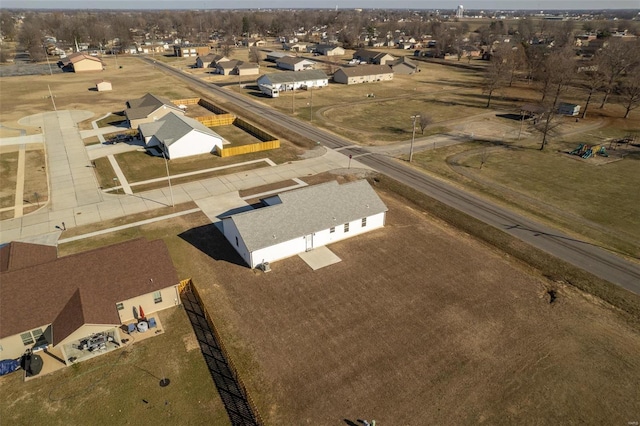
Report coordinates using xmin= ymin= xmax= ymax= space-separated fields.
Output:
xmin=125 ymin=93 xmax=185 ymax=129
xmin=333 ymin=65 xmax=394 ymax=84
xmin=139 ymin=112 xmax=225 ymax=159
xmin=222 ymin=180 xmax=388 ymax=269
xmin=256 ymin=69 xmax=328 ymax=97
xmin=276 ymin=56 xmax=316 ymax=71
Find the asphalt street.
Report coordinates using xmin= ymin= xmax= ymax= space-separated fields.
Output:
xmin=143 ymin=57 xmax=640 ymax=294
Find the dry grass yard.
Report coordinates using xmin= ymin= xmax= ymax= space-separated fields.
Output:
xmin=0 ymin=145 xmax=48 ymax=219
xmin=172 ymin=186 xmax=640 ymax=424
xmin=15 ymin=173 xmax=639 ymax=425
xmin=0 ymin=307 xmax=230 ymax=425
xmin=0 ymin=56 xmax=197 ymax=134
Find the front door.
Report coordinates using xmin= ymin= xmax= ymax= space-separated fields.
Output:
xmin=305 ymin=234 xmax=313 ymax=252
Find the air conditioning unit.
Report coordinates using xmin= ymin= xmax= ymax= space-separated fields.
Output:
xmin=260 ymin=262 xmax=271 ymax=272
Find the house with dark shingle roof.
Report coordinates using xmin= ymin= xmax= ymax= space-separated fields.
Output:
xmin=139 ymin=112 xmax=224 ymax=159
xmin=125 ymin=93 xmax=185 ymax=129
xmin=222 ymin=180 xmax=388 ymax=268
xmin=333 ymin=65 xmax=394 ymax=84
xmin=353 ymin=49 xmax=396 ymax=65
xmin=0 ymin=238 xmax=181 ymax=365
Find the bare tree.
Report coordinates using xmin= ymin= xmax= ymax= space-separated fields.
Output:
xmin=578 ymin=64 xmax=605 ymax=119
xmin=482 ymin=53 xmax=509 ymax=108
xmin=531 ymin=106 xmax=563 ymax=151
xmin=535 ymin=46 xmax=576 ymax=106
xmin=596 ymin=38 xmax=640 ymax=109
xmin=248 ymin=46 xmax=262 ymax=64
xmin=418 ymin=114 xmax=433 ymax=135
xmin=220 ymin=40 xmax=234 ymax=58
xmin=616 ymin=67 xmax=640 ymax=119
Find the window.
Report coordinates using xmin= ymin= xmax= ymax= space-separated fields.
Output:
xmin=153 ymin=291 xmax=163 ymax=304
xmin=362 ymin=217 xmax=367 ymax=227
xmin=116 ymin=302 xmax=124 ymax=311
xmin=235 ymin=236 xmax=239 ymax=247
xmin=344 ymin=223 xmax=350 ymax=233
xmin=32 ymin=328 xmax=43 ymax=342
xmin=330 ymin=227 xmax=335 ymax=233
xmin=20 ymin=332 xmax=34 ymax=346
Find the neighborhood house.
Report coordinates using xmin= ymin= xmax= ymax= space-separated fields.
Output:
xmin=60 ymin=52 xmax=105 ymax=72
xmin=333 ymin=65 xmax=394 ymax=85
xmin=256 ymin=70 xmax=329 ymax=97
xmin=275 ymin=56 xmax=316 ymax=71
xmin=138 ymin=112 xmax=225 ymax=159
xmin=125 ymin=93 xmax=185 ymax=129
xmin=222 ymin=180 xmax=388 ymax=269
xmin=0 ymin=238 xmax=181 ymax=368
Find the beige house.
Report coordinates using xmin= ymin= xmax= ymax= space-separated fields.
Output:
xmin=216 ymin=60 xmax=240 ymax=75
xmin=315 ymin=44 xmax=346 ymax=56
xmin=235 ymin=62 xmax=260 ymax=76
xmin=353 ymin=49 xmax=396 ymax=65
xmin=125 ymin=93 xmax=185 ymax=129
xmin=388 ymin=57 xmax=419 ymax=75
xmin=333 ymin=65 xmax=394 ymax=85
xmin=62 ymin=52 xmax=105 ymax=72
xmin=95 ymin=80 xmax=112 ymax=91
xmin=174 ymin=44 xmax=211 ymax=57
xmin=0 ymin=238 xmax=181 ymax=367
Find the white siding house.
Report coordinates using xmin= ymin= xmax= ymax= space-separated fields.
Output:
xmin=256 ymin=70 xmax=328 ymax=97
xmin=138 ymin=112 xmax=224 ymax=159
xmin=276 ymin=56 xmax=316 ymax=71
xmin=333 ymin=65 xmax=394 ymax=85
xmin=222 ymin=180 xmax=388 ymax=268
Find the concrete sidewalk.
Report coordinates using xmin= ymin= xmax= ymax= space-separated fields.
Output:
xmin=0 ymin=110 xmax=371 ymax=245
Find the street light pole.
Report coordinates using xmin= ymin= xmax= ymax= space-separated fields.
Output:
xmin=309 ymin=86 xmax=313 ymax=122
xmin=162 ymin=150 xmax=175 ymax=207
xmin=409 ymin=114 xmax=420 ymax=162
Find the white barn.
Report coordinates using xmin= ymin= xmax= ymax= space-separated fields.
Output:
xmin=138 ymin=112 xmax=224 ymax=159
xmin=256 ymin=69 xmax=328 ymax=97
xmin=222 ymin=180 xmax=388 ymax=269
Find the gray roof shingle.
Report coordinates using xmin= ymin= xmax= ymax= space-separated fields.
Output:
xmin=139 ymin=112 xmax=222 ymax=146
xmin=226 ymin=180 xmax=388 ymax=252
xmin=258 ymin=69 xmax=328 ymax=85
xmin=125 ymin=93 xmax=183 ymax=120
xmin=337 ymin=64 xmax=393 ymax=77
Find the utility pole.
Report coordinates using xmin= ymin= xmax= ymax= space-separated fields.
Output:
xmin=162 ymin=150 xmax=175 ymax=207
xmin=309 ymin=87 xmax=313 ymax=122
xmin=44 ymin=45 xmax=53 ymax=76
xmin=292 ymin=85 xmax=295 ymax=114
xmin=48 ymin=85 xmax=57 ymax=111
xmin=409 ymin=114 xmax=419 ymax=162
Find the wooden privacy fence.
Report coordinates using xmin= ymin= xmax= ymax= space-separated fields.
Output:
xmin=197 ymin=115 xmax=236 ymax=127
xmin=234 ymin=118 xmax=278 ymax=143
xmin=217 ymin=140 xmax=280 ymax=157
xmin=178 ymin=279 xmax=264 ymax=425
xmin=172 ymin=97 xmax=200 ymax=106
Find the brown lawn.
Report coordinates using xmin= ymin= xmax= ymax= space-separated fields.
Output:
xmin=186 ymin=189 xmax=640 ymax=424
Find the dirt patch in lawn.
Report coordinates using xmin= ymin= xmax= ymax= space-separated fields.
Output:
xmin=191 ymin=190 xmax=640 ymax=424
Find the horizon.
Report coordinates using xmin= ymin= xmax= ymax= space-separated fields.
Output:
xmin=2 ymin=0 xmax=639 ymax=11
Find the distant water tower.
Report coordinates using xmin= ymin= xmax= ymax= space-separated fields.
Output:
xmin=456 ymin=5 xmax=464 ymax=18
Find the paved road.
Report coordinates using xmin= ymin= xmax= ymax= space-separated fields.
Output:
xmin=143 ymin=58 xmax=640 ymax=294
